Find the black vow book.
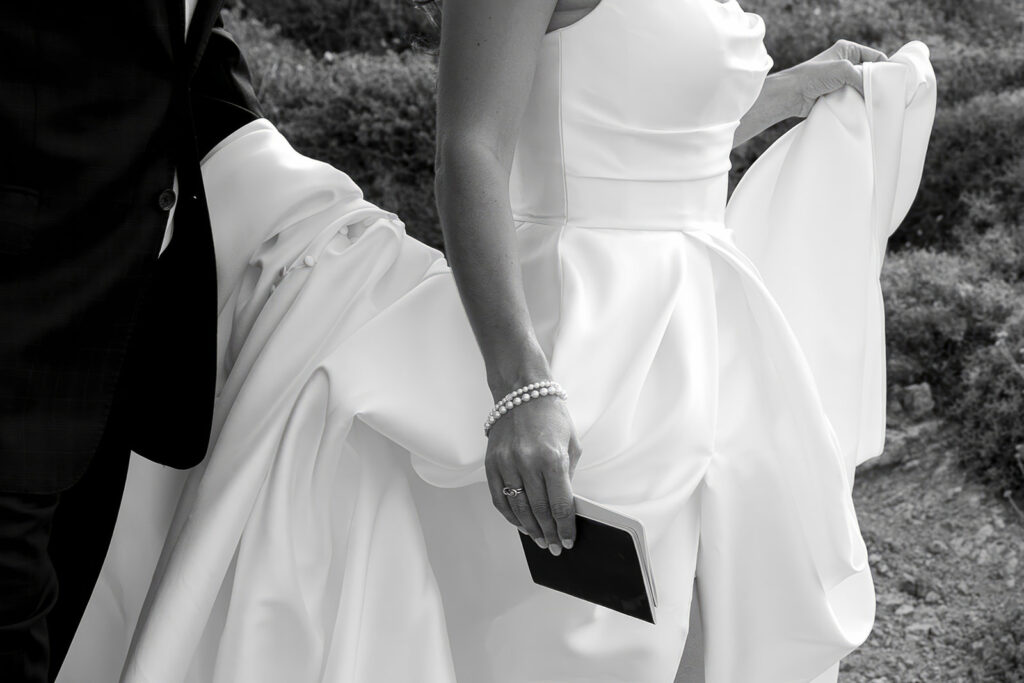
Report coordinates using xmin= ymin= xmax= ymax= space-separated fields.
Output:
xmin=519 ymin=496 xmax=658 ymax=623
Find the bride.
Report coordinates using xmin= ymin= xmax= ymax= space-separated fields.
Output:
xmin=60 ymin=1 xmax=935 ymax=681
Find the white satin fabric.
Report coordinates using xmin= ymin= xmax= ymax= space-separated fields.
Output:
xmin=58 ymin=2 xmax=935 ymax=680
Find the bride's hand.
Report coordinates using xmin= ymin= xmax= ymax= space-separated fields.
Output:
xmin=485 ymin=396 xmax=583 ymax=556
xmin=781 ymin=39 xmax=889 ymax=118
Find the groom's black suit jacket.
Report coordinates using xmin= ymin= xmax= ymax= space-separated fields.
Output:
xmin=0 ymin=0 xmax=263 ymax=492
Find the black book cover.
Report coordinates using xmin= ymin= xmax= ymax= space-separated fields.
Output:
xmin=519 ymin=511 xmax=655 ymax=623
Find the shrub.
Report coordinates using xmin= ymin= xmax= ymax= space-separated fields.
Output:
xmin=274 ymin=51 xmax=440 ymax=246
xmin=913 ymin=0 xmax=1024 ymax=46
xmin=881 ymin=249 xmax=1019 ymax=410
xmin=931 ymin=45 xmax=1024 ymax=106
xmin=894 ymin=88 xmax=1024 ymax=251
xmin=224 ymin=10 xmax=443 ymax=249
xmin=745 ymin=0 xmax=1024 ymax=69
xmin=743 ymin=0 xmax=838 ymax=70
xmin=233 ymin=0 xmax=1024 ymax=62
xmin=953 ymin=311 xmax=1024 ymax=497
xmin=226 ymin=0 xmax=435 ymax=55
xmin=961 ymin=221 xmax=1024 ymax=285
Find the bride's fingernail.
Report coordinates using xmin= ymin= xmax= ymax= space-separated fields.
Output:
xmin=534 ymin=537 xmax=547 ymax=549
xmin=517 ymin=527 xmax=528 ymax=535
xmin=548 ymin=544 xmax=562 ymax=557
xmin=562 ymin=538 xmax=574 ymax=550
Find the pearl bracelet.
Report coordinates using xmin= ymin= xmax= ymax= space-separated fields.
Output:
xmin=484 ymin=380 xmax=568 ymax=436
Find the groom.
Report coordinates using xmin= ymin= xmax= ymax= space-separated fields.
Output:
xmin=0 ymin=2 xmax=263 ymax=680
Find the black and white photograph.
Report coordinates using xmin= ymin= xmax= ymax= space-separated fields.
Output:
xmin=1 ymin=0 xmax=1022 ymax=681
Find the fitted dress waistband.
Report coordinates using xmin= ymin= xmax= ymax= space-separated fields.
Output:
xmin=515 ymin=172 xmax=732 ymax=239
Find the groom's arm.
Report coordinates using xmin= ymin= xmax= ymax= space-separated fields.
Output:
xmin=190 ymin=15 xmax=265 ymax=161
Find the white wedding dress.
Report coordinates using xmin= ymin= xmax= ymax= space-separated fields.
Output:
xmin=58 ymin=1 xmax=936 ymax=681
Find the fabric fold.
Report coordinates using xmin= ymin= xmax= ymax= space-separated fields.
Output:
xmin=727 ymin=42 xmax=937 ymax=473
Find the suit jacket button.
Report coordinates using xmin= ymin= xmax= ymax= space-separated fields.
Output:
xmin=158 ymin=188 xmax=177 ymax=211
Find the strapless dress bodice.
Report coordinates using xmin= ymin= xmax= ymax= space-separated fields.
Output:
xmin=510 ymin=0 xmax=772 ymax=230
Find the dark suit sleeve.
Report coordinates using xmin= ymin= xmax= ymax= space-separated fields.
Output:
xmin=191 ymin=15 xmax=265 ymax=160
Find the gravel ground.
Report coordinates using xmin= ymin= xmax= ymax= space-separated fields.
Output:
xmin=843 ymin=420 xmax=1024 ymax=682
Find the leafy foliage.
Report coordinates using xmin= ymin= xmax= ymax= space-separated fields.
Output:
xmin=952 ymin=311 xmax=1024 ymax=499
xmin=745 ymin=0 xmax=1024 ymax=68
xmin=225 ymin=0 xmax=435 ymax=55
xmin=898 ymin=88 xmax=1024 ymax=251
xmin=882 ymin=250 xmax=1020 ymax=409
xmin=225 ymin=10 xmax=442 ymax=248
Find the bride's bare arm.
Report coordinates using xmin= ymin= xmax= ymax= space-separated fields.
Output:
xmin=435 ymin=0 xmax=581 ymax=555
xmin=733 ymin=39 xmax=888 ymax=147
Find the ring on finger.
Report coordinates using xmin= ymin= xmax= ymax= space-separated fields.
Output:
xmin=501 ymin=486 xmax=525 ymax=498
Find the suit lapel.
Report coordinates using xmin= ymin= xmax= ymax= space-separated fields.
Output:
xmin=184 ymin=0 xmax=224 ymax=78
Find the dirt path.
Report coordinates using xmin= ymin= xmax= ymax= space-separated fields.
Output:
xmin=844 ymin=421 xmax=1024 ymax=682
